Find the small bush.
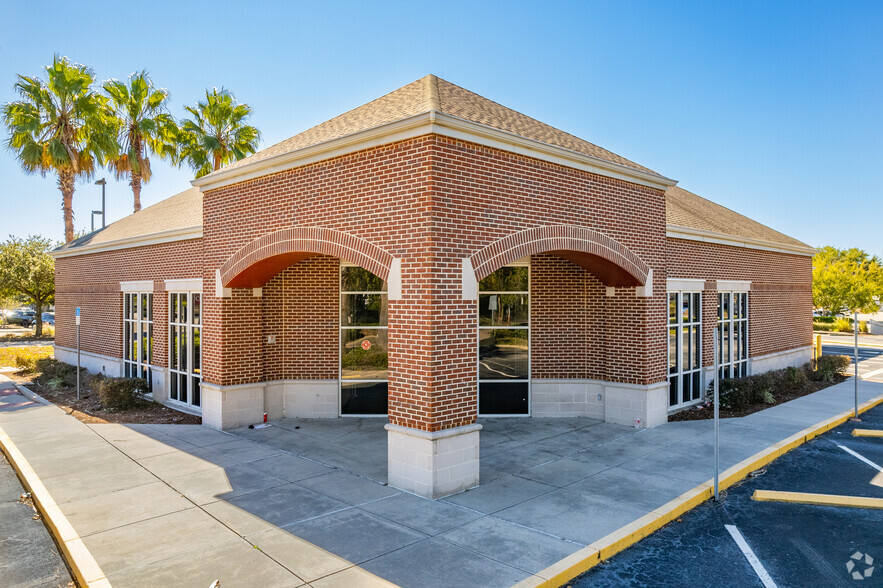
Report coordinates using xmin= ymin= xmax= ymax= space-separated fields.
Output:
xmin=812 ymin=354 xmax=851 ymax=382
xmin=0 ymin=346 xmax=53 ymax=372
xmin=812 ymin=321 xmax=833 ymax=332
xmin=785 ymin=365 xmax=809 ymax=387
xmin=860 ymin=321 xmax=869 ymax=334
xmin=98 ymin=377 xmax=149 ymax=411
xmin=833 ymin=317 xmax=853 ymax=332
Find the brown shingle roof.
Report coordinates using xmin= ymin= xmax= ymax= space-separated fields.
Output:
xmin=55 ymin=187 xmax=202 ymax=252
xmin=665 ymin=185 xmax=811 ymax=249
xmin=213 ymin=75 xmax=661 ymax=177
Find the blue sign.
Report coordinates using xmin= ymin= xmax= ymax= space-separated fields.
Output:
xmin=75 ymin=307 xmax=80 ymax=317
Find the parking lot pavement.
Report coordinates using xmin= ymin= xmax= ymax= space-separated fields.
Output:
xmin=0 ymin=451 xmax=72 ymax=588
xmin=824 ymin=343 xmax=883 ymax=380
xmin=574 ymin=404 xmax=883 ymax=587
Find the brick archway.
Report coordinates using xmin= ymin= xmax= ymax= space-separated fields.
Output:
xmin=470 ymin=225 xmax=650 ymax=287
xmin=219 ymin=227 xmax=393 ymax=288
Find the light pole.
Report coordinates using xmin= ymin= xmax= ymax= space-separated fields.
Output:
xmin=94 ymin=178 xmax=106 ymax=229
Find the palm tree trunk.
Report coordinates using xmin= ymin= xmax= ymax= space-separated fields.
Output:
xmin=213 ymin=151 xmax=222 ymax=171
xmin=58 ymin=171 xmax=76 ymax=242
xmin=131 ymin=173 xmax=142 ymax=213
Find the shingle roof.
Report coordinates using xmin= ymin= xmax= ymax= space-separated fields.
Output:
xmin=665 ymin=185 xmax=811 ymax=249
xmin=54 ymin=187 xmax=202 ymax=252
xmin=212 ymin=75 xmax=661 ymax=177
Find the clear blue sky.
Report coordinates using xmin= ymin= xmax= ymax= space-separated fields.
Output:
xmin=1 ymin=1 xmax=881 ymax=255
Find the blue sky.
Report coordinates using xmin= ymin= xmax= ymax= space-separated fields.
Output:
xmin=1 ymin=1 xmax=881 ymax=255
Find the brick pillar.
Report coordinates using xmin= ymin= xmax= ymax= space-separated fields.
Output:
xmin=385 ymin=257 xmax=481 ymax=498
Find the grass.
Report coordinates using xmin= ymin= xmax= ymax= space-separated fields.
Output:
xmin=0 ymin=345 xmax=53 ymax=369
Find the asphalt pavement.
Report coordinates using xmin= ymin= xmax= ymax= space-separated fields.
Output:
xmin=0 ymin=450 xmax=72 ymax=587
xmin=575 ymin=403 xmax=883 ymax=587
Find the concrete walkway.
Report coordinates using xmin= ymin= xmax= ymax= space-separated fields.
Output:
xmin=1 ymin=374 xmax=882 ymax=587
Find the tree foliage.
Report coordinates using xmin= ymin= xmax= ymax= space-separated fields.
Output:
xmin=177 ymin=88 xmax=260 ymax=178
xmin=0 ymin=236 xmax=55 ymax=336
xmin=103 ymin=71 xmax=178 ymax=213
xmin=812 ymin=246 xmax=883 ymax=314
xmin=2 ymin=56 xmax=119 ymax=242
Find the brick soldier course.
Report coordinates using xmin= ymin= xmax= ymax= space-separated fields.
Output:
xmin=52 ymin=75 xmax=814 ymax=498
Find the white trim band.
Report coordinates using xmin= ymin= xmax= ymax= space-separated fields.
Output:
xmin=120 ymin=280 xmax=153 ymax=292
xmin=667 ymin=278 xmax=705 ymax=291
xmin=717 ymin=280 xmax=751 ymax=292
xmin=165 ymin=278 xmax=203 ymax=292
xmin=52 ymin=226 xmax=202 ymax=259
xmin=667 ymin=224 xmax=815 ymax=257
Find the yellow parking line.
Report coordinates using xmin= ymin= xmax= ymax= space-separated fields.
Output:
xmin=753 ymin=490 xmax=883 ymax=510
xmin=853 ymin=429 xmax=883 ymax=438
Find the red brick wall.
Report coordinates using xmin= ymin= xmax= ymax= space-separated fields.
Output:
xmin=665 ymin=238 xmax=812 ymax=364
xmin=261 ymin=255 xmax=339 ymax=380
xmin=54 ymin=239 xmax=203 ymax=365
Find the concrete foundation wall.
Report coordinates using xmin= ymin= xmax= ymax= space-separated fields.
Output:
xmin=54 ymin=346 xmax=122 ymax=377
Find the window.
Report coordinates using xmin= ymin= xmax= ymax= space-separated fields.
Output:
xmin=718 ymin=292 xmax=748 ymax=379
xmin=668 ymin=292 xmax=702 ymax=408
xmin=169 ymin=292 xmax=201 ymax=409
xmin=478 ymin=263 xmax=530 ymax=415
xmin=340 ymin=264 xmax=388 ymax=415
xmin=123 ymin=293 xmax=153 ymax=388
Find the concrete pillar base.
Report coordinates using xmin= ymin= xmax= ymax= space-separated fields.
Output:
xmin=603 ymin=381 xmax=668 ymax=429
xmin=200 ymin=382 xmax=266 ymax=430
xmin=386 ymin=423 xmax=482 ymax=499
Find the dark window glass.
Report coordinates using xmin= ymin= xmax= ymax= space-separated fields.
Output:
xmin=692 ymin=371 xmax=701 ymax=401
xmin=341 ymin=381 xmax=388 ymax=415
xmin=341 ymin=266 xmax=386 ymax=292
xmin=682 ymin=372 xmax=692 ymax=404
xmin=681 ymin=326 xmax=690 ymax=374
xmin=192 ymin=327 xmax=200 ymax=375
xmin=170 ymin=326 xmax=178 ymax=370
xmin=692 ymin=293 xmax=701 ymax=322
xmin=170 ymin=372 xmax=178 ymax=401
xmin=179 ymin=373 xmax=188 ymax=404
xmin=478 ymin=294 xmax=529 ymax=327
xmin=669 ymin=294 xmax=677 ymax=325
xmin=341 ymin=294 xmax=388 ymax=326
xmin=478 ymin=329 xmax=529 ymax=380
xmin=179 ymin=327 xmax=188 ymax=372
xmin=341 ymin=329 xmax=388 ymax=379
xmin=170 ymin=294 xmax=178 ymax=323
xmin=192 ymin=294 xmax=200 ymax=325
xmin=693 ymin=326 xmax=701 ymax=369
xmin=478 ymin=266 xmax=528 ymax=292
xmin=669 ymin=328 xmax=678 ymax=374
xmin=192 ymin=376 xmax=200 ymax=407
xmin=669 ymin=376 xmax=679 ymax=406
xmin=180 ymin=294 xmax=188 ymax=325
xmin=479 ymin=382 xmax=529 ymax=415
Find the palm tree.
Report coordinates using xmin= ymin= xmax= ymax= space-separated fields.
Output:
xmin=104 ymin=72 xmax=178 ymax=213
xmin=177 ymin=88 xmax=260 ymax=178
xmin=2 ymin=56 xmax=118 ymax=242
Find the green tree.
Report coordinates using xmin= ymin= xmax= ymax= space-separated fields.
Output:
xmin=0 ymin=236 xmax=55 ymax=336
xmin=812 ymin=246 xmax=883 ymax=315
xmin=177 ymin=88 xmax=260 ymax=178
xmin=2 ymin=56 xmax=119 ymax=242
xmin=104 ymin=71 xmax=179 ymax=213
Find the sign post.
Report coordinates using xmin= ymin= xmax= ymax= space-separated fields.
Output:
xmin=76 ymin=307 xmax=81 ymax=401
xmin=854 ymin=310 xmax=860 ymax=420
xmin=713 ymin=326 xmax=720 ymax=501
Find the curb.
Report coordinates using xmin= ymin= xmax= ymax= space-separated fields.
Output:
xmin=512 ymin=391 xmax=883 ymax=588
xmin=0 ymin=389 xmax=110 ymax=587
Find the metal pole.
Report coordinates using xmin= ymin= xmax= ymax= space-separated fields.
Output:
xmin=854 ymin=310 xmax=859 ymax=419
xmin=101 ymin=182 xmax=106 ymax=228
xmin=713 ymin=326 xmax=720 ymax=501
xmin=76 ymin=320 xmax=81 ymax=401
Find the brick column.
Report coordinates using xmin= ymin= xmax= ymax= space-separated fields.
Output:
xmin=385 ymin=257 xmax=481 ymax=498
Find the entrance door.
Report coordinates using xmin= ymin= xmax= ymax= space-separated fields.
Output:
xmin=478 ymin=263 xmax=530 ymax=415
xmin=339 ymin=263 xmax=388 ymax=415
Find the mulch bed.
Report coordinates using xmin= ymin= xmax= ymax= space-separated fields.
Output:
xmin=668 ymin=374 xmax=847 ymax=421
xmin=9 ymin=372 xmax=201 ymax=426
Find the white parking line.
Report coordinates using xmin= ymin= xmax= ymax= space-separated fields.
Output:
xmin=725 ymin=524 xmax=778 ymax=588
xmin=836 ymin=444 xmax=883 ymax=472
xmin=861 ymin=366 xmax=883 ymax=380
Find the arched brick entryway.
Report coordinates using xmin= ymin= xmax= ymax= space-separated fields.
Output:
xmin=219 ymin=227 xmax=394 ymax=288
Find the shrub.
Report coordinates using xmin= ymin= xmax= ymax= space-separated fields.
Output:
xmin=98 ymin=377 xmax=149 ymax=411
xmin=860 ymin=321 xmax=869 ymax=334
xmin=812 ymin=354 xmax=851 ymax=382
xmin=833 ymin=317 xmax=853 ymax=332
xmin=785 ymin=365 xmax=809 ymax=388
xmin=717 ymin=372 xmax=781 ymax=410
xmin=0 ymin=346 xmax=53 ymax=372
xmin=34 ymin=358 xmax=82 ymax=387
xmin=812 ymin=321 xmax=833 ymax=332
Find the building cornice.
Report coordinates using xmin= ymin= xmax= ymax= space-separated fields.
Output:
xmin=666 ymin=224 xmax=816 ymax=257
xmin=51 ymin=226 xmax=203 ymax=259
xmin=191 ymin=111 xmax=678 ymax=192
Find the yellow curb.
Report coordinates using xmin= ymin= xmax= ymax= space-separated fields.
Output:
xmin=515 ymin=389 xmax=883 ymax=588
xmin=0 ymin=424 xmax=109 ymax=586
xmin=753 ymin=489 xmax=883 ymax=509
xmin=853 ymin=429 xmax=883 ymax=438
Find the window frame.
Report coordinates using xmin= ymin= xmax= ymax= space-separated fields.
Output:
xmin=667 ymin=291 xmax=703 ymax=410
xmin=477 ymin=258 xmax=531 ymax=417
xmin=339 ymin=262 xmax=388 ymax=417
xmin=168 ymin=291 xmax=202 ymax=411
xmin=717 ymin=291 xmax=749 ymax=379
xmin=122 ymin=292 xmax=153 ymax=390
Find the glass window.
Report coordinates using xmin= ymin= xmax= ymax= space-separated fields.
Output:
xmin=478 ymin=264 xmax=530 ymax=416
xmin=169 ymin=292 xmax=202 ymax=410
xmin=123 ymin=291 xmax=153 ymax=391
xmin=340 ymin=264 xmax=388 ymax=415
xmin=667 ymin=291 xmax=702 ymax=408
xmin=718 ymin=292 xmax=749 ymax=380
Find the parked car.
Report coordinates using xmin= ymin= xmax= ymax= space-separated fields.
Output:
xmin=41 ymin=312 xmax=55 ymax=326
xmin=7 ymin=310 xmax=36 ymax=327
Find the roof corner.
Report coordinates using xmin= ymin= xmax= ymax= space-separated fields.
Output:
xmin=423 ymin=74 xmax=440 ymax=112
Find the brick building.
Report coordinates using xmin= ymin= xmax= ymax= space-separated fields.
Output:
xmin=52 ymin=76 xmax=814 ymax=498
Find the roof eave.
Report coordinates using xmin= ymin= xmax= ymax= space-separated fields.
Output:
xmin=666 ymin=224 xmax=816 ymax=257
xmin=192 ymin=111 xmax=677 ymax=192
xmin=51 ymin=226 xmax=203 ymax=259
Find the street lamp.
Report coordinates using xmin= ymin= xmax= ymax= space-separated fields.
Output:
xmin=94 ymin=178 xmax=106 ymax=230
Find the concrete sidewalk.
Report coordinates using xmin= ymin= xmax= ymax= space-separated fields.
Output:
xmin=1 ymin=374 xmax=882 ymax=588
